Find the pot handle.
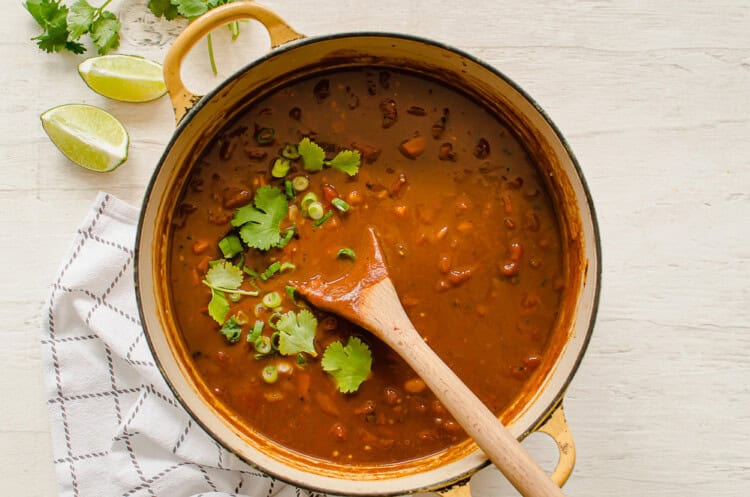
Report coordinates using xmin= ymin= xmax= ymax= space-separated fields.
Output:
xmin=435 ymin=403 xmax=575 ymax=497
xmin=163 ymin=2 xmax=304 ymax=123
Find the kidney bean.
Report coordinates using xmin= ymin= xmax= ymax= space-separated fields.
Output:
xmin=509 ymin=242 xmax=524 ymax=261
xmin=245 ymin=148 xmax=268 ymax=162
xmin=438 ymin=254 xmax=451 ymax=274
xmin=438 ymin=142 xmax=457 ymax=161
xmin=524 ymin=355 xmax=542 ymax=371
xmin=391 ymin=172 xmax=409 ymax=195
xmin=347 ymin=190 xmax=364 ymax=206
xmin=500 ymin=261 xmax=520 ymax=276
xmin=322 ymin=184 xmax=339 ymax=203
xmin=431 ymin=400 xmax=446 ymax=415
xmin=431 ymin=108 xmax=449 ymax=139
xmin=222 ymin=188 xmax=253 ymax=209
xmin=354 ymin=400 xmax=376 ymax=415
xmin=442 ymin=420 xmax=461 ymax=433
xmin=435 ymin=226 xmax=449 ymax=240
xmin=435 ymin=279 xmax=451 ymax=292
xmin=313 ymin=79 xmax=330 ymax=102
xmin=457 ymin=221 xmax=474 ymax=233
xmin=473 ymin=138 xmax=490 ymax=159
xmin=351 ymin=142 xmax=381 ymax=163
xmin=448 ymin=268 xmax=473 ymax=285
xmin=380 ymin=99 xmax=398 ymax=128
xmin=407 ymin=105 xmax=426 ymax=116
xmin=207 ymin=210 xmax=232 ymax=226
xmin=384 ymin=387 xmax=402 ymax=405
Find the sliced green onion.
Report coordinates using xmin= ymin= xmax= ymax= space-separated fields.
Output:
xmin=271 ymin=331 xmax=281 ymax=351
xmin=228 ymin=292 xmax=242 ymax=302
xmin=285 ymin=285 xmax=297 ymax=304
xmin=337 ymin=247 xmax=356 ymax=260
xmin=260 ymin=261 xmax=281 ymax=281
xmin=281 ymin=143 xmax=300 ymax=159
xmin=262 ymin=364 xmax=278 ymax=383
xmin=307 ymin=201 xmax=325 ymax=220
xmin=255 ymin=127 xmax=275 ymax=145
xmin=262 ymin=291 xmax=282 ymax=309
xmin=247 ymin=320 xmax=264 ymax=342
xmin=254 ymin=335 xmax=272 ymax=355
xmin=268 ymin=311 xmax=284 ymax=330
xmin=243 ymin=266 xmax=259 ymax=279
xmin=218 ymin=234 xmax=243 ymax=258
xmin=280 ymin=262 xmax=296 ymax=272
xmin=301 ymin=192 xmax=318 ymax=209
xmin=234 ymin=310 xmax=250 ymax=325
xmin=284 ymin=179 xmax=295 ymax=200
xmin=331 ymin=198 xmax=350 ymax=212
xmin=276 ymin=226 xmax=296 ymax=249
xmin=314 ymin=211 xmax=334 ymax=227
xmin=271 ymin=157 xmax=291 ymax=178
xmin=292 ymin=175 xmax=309 ymax=192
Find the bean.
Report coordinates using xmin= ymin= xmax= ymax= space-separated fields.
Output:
xmin=442 ymin=420 xmax=461 ymax=433
xmin=313 ymin=79 xmax=330 ymax=102
xmin=347 ymin=190 xmax=364 ymax=206
xmin=192 ymin=240 xmax=209 ymax=255
xmin=354 ymin=400 xmax=376 ymax=415
xmin=407 ymin=105 xmax=426 ymax=116
xmin=524 ymin=355 xmax=542 ymax=370
xmin=391 ymin=172 xmax=408 ymax=196
xmin=351 ymin=142 xmax=382 ymax=163
xmin=432 ymin=400 xmax=446 ymax=415
xmin=222 ymin=188 xmax=252 ymax=209
xmin=500 ymin=261 xmax=520 ymax=276
xmin=473 ymin=137 xmax=490 ymax=159
xmin=438 ymin=254 xmax=451 ymax=273
xmin=438 ymin=142 xmax=457 ymax=161
xmin=196 ymin=255 xmax=210 ymax=273
xmin=435 ymin=279 xmax=451 ymax=292
xmin=435 ymin=226 xmax=449 ymax=240
xmin=379 ymin=99 xmax=398 ymax=128
xmin=509 ymin=242 xmax=524 ymax=261
xmin=331 ymin=422 xmax=347 ymax=441
xmin=457 ymin=221 xmax=474 ymax=233
xmin=384 ymin=387 xmax=402 ymax=405
xmin=448 ymin=268 xmax=473 ymax=285
xmin=404 ymin=378 xmax=427 ymax=394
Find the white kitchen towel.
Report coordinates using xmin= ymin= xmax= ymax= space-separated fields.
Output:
xmin=41 ymin=192 xmax=318 ymax=497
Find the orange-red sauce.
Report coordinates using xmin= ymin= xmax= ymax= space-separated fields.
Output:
xmin=169 ymin=68 xmax=564 ymax=465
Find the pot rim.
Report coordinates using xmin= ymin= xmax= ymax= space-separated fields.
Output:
xmin=134 ymin=30 xmax=602 ymax=495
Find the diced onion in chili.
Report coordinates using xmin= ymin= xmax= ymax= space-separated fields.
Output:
xmin=262 ymin=365 xmax=278 ymax=383
xmin=262 ymin=291 xmax=282 ymax=308
xmin=337 ymin=247 xmax=356 ymax=260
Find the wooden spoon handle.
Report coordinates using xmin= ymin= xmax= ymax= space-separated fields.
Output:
xmin=363 ymin=279 xmax=566 ymax=497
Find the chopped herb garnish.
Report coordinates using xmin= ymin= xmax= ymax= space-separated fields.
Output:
xmin=218 ymin=234 xmax=243 ymax=259
xmin=243 ymin=266 xmax=259 ymax=279
xmin=292 ymin=175 xmax=309 ymax=192
xmin=300 ymin=192 xmax=318 ymax=209
xmin=314 ymin=211 xmax=334 ymax=227
xmin=231 ymin=185 xmax=288 ymax=250
xmin=307 ymin=201 xmax=324 ymax=220
xmin=296 ymin=353 xmax=307 ymax=365
xmin=281 ymin=143 xmax=300 ymax=159
xmin=284 ymin=179 xmax=295 ymax=200
xmin=219 ymin=317 xmax=242 ymax=343
xmin=254 ymin=335 xmax=273 ymax=356
xmin=276 ymin=309 xmax=318 ymax=357
xmin=298 ymin=137 xmax=325 ymax=172
xmin=326 ymin=149 xmax=361 ymax=176
xmin=204 ymin=260 xmax=243 ymax=290
xmin=261 ymin=364 xmax=278 ymax=383
xmin=208 ymin=289 xmax=229 ymax=324
xmin=260 ymin=261 xmax=281 ymax=281
xmin=285 ymin=285 xmax=297 ymax=304
xmin=337 ymin=247 xmax=356 ymax=260
xmin=322 ymin=337 xmax=373 ymax=393
xmin=276 ymin=226 xmax=296 ymax=249
xmin=280 ymin=262 xmax=296 ymax=272
xmin=271 ymin=157 xmax=291 ymax=178
xmin=331 ymin=198 xmax=350 ymax=212
xmin=255 ymin=127 xmax=275 ymax=145
xmin=247 ymin=320 xmax=264 ymax=343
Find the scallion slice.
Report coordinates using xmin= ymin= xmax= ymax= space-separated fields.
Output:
xmin=292 ymin=175 xmax=309 ymax=192
xmin=254 ymin=335 xmax=272 ymax=355
xmin=271 ymin=157 xmax=291 ymax=178
xmin=262 ymin=291 xmax=282 ymax=309
xmin=218 ymin=234 xmax=243 ymax=258
xmin=260 ymin=262 xmax=281 ymax=281
xmin=262 ymin=364 xmax=278 ymax=383
xmin=247 ymin=320 xmax=264 ymax=342
xmin=314 ymin=211 xmax=334 ymax=227
xmin=337 ymin=247 xmax=356 ymax=260
xmin=331 ymin=198 xmax=350 ymax=212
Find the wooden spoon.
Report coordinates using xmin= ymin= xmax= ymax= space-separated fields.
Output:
xmin=294 ymin=226 xmax=566 ymax=497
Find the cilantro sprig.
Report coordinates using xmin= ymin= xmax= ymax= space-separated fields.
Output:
xmin=231 ymin=185 xmax=289 ymax=251
xmin=25 ymin=0 xmax=120 ymax=55
xmin=276 ymin=309 xmax=318 ymax=357
xmin=202 ymin=260 xmax=258 ymax=324
xmin=322 ymin=337 xmax=373 ymax=393
xmin=297 ymin=137 xmax=362 ymax=177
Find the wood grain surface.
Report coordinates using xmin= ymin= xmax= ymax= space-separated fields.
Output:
xmin=2 ymin=1 xmax=748 ymax=495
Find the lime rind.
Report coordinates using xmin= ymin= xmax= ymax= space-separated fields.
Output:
xmin=40 ymin=104 xmax=129 ymax=173
xmin=78 ymin=54 xmax=167 ymax=103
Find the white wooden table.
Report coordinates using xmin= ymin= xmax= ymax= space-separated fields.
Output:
xmin=2 ymin=1 xmax=748 ymax=495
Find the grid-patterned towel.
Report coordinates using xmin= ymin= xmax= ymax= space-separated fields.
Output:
xmin=41 ymin=192 xmax=312 ymax=497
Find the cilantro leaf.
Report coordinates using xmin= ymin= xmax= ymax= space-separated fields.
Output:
xmin=68 ymin=0 xmax=95 ymax=40
xmin=322 ymin=337 xmax=373 ymax=393
xmin=208 ymin=289 xmax=230 ymax=324
xmin=26 ymin=0 xmax=75 ymax=53
xmin=276 ymin=309 xmax=318 ymax=357
xmin=147 ymin=0 xmax=180 ymax=20
xmin=219 ymin=316 xmax=242 ymax=343
xmin=205 ymin=260 xmax=243 ymax=290
xmin=231 ymin=185 xmax=288 ymax=250
xmin=298 ymin=137 xmax=325 ymax=172
xmin=91 ymin=11 xmax=120 ymax=55
xmin=175 ymin=0 xmax=209 ymax=19
xmin=25 ymin=0 xmax=53 ymax=25
xmin=326 ymin=149 xmax=361 ymax=176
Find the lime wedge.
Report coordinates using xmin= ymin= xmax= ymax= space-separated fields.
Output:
xmin=78 ymin=54 xmax=167 ymax=103
xmin=40 ymin=104 xmax=129 ymax=173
